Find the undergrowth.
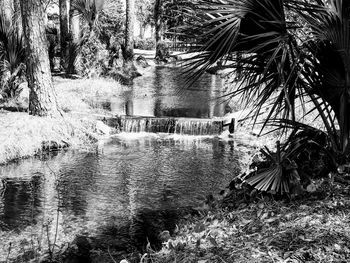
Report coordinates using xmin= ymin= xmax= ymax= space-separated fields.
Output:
xmin=134 ymin=180 xmax=350 ymax=263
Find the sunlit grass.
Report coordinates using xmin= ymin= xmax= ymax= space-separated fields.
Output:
xmin=54 ymin=76 xmax=127 ymax=114
xmin=0 ymin=76 xmax=127 ymax=164
xmin=0 ymin=112 xmax=98 ymax=165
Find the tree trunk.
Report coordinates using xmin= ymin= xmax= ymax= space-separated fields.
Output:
xmin=60 ymin=0 xmax=69 ymax=68
xmin=69 ymin=0 xmax=80 ymax=43
xmin=124 ymin=0 xmax=135 ymax=62
xmin=20 ymin=0 xmax=60 ymax=117
xmin=139 ymin=23 xmax=146 ymax=39
xmin=0 ymin=0 xmax=13 ymax=25
xmin=154 ymin=0 xmax=164 ymax=59
xmin=13 ymin=0 xmax=23 ymax=36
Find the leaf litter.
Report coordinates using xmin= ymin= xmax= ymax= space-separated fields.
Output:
xmin=134 ymin=178 xmax=350 ymax=263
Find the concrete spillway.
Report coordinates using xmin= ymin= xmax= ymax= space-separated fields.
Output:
xmin=104 ymin=116 xmax=225 ymax=136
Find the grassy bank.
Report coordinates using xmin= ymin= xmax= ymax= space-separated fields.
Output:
xmin=0 ymin=76 xmax=124 ymax=165
xmin=0 ymin=112 xmax=99 ymax=165
xmin=54 ymin=76 xmax=128 ymax=115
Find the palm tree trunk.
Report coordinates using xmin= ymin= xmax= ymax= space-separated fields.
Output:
xmin=20 ymin=0 xmax=60 ymax=117
xmin=60 ymin=0 xmax=69 ymax=68
xmin=124 ymin=0 xmax=135 ymax=62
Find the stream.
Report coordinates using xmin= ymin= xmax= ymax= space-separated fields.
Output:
xmin=0 ymin=66 xmax=242 ymax=261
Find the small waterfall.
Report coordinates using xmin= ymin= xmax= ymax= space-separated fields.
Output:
xmin=119 ymin=117 xmax=223 ymax=136
xmin=174 ymin=119 xmax=222 ymax=135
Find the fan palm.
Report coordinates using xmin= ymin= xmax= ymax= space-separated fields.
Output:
xmin=182 ymin=0 xmax=350 ymax=158
xmin=71 ymin=0 xmax=105 ymax=32
xmin=0 ymin=15 xmax=26 ymax=98
xmin=179 ymin=0 xmax=350 ymax=192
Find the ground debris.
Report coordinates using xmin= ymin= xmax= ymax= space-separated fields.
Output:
xmin=136 ymin=180 xmax=350 ymax=263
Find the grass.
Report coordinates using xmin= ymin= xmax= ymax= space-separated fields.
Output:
xmin=0 ymin=112 xmax=98 ymax=165
xmin=0 ymin=76 xmax=125 ymax=165
xmin=54 ymin=76 xmax=128 ymax=115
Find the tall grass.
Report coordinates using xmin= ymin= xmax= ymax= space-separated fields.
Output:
xmin=54 ymin=76 xmax=126 ymax=114
xmin=0 ymin=112 xmax=98 ymax=164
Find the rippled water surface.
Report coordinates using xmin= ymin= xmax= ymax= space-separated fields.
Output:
xmin=0 ymin=67 xmax=237 ymax=260
xmin=0 ymin=135 xmax=241 ymax=258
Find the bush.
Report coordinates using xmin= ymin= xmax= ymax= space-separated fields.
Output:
xmin=134 ymin=37 xmax=155 ymax=50
xmin=155 ymin=41 xmax=170 ymax=61
xmin=76 ymin=36 xmax=109 ymax=77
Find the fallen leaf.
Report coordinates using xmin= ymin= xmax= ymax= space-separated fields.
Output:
xmin=306 ymin=183 xmax=317 ymax=193
xmin=207 ymin=236 xmax=218 ymax=247
xmin=260 ymin=212 xmax=269 ymax=220
xmin=334 ymin=244 xmax=341 ymax=250
xmin=257 ymin=209 xmax=263 ymax=217
xmin=194 ymin=223 xmax=206 ymax=233
xmin=264 ymin=217 xmax=277 ymax=223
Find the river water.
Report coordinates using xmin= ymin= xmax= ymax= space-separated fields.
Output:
xmin=97 ymin=65 xmax=227 ymax=118
xmin=0 ymin=67 xmax=241 ymax=261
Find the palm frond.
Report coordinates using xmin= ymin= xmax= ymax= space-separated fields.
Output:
xmin=244 ymin=141 xmax=294 ymax=194
xmin=0 ymin=15 xmax=26 ymax=98
xmin=71 ymin=0 xmax=102 ymax=31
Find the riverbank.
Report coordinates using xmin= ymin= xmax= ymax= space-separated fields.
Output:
xmin=0 ymin=48 xmax=202 ymax=165
xmin=2 ymin=52 xmax=344 ymax=263
xmin=0 ymin=77 xmax=124 ymax=165
xmin=127 ymin=178 xmax=350 ymax=263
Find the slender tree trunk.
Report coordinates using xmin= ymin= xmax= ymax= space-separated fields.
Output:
xmin=70 ymin=12 xmax=80 ymax=42
xmin=154 ymin=0 xmax=164 ymax=59
xmin=69 ymin=0 xmax=80 ymax=43
xmin=13 ymin=0 xmax=22 ymax=36
xmin=0 ymin=0 xmax=13 ymax=24
xmin=20 ymin=0 xmax=59 ymax=116
xmin=92 ymin=0 xmax=105 ymax=12
xmin=67 ymin=0 xmax=80 ymax=74
xmin=124 ymin=0 xmax=135 ymax=62
xmin=60 ymin=0 xmax=69 ymax=69
xmin=139 ymin=23 xmax=145 ymax=39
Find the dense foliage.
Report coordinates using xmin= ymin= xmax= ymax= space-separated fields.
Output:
xmin=134 ymin=37 xmax=155 ymax=50
xmin=179 ymin=0 xmax=350 ymax=194
xmin=67 ymin=0 xmax=125 ymax=76
xmin=0 ymin=16 xmax=26 ymax=99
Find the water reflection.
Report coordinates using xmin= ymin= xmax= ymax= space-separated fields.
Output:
xmin=0 ymin=175 xmax=42 ymax=230
xmin=0 ymin=136 xmax=241 ymax=259
xmin=103 ymin=66 xmax=226 ymax=118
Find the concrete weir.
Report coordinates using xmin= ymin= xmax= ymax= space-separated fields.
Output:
xmin=103 ymin=116 xmax=231 ymax=136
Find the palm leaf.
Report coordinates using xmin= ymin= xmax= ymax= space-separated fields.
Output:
xmin=0 ymin=15 xmax=26 ymax=98
xmin=71 ymin=0 xmax=102 ymax=31
xmin=179 ymin=0 xmax=350 ymax=164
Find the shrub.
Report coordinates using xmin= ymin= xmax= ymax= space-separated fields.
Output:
xmin=0 ymin=17 xmax=26 ymax=100
xmin=76 ymin=36 xmax=109 ymax=77
xmin=134 ymin=37 xmax=155 ymax=50
xmin=155 ymin=41 xmax=170 ymax=61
